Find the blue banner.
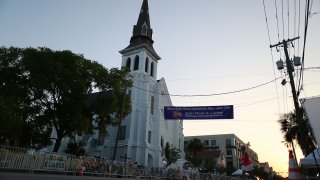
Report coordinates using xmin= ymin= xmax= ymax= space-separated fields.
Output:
xmin=164 ymin=105 xmax=233 ymax=120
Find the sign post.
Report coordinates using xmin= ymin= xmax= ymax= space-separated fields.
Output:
xmin=120 ymin=154 xmax=131 ymax=175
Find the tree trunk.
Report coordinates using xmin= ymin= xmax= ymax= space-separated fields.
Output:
xmin=53 ymin=136 xmax=63 ymax=152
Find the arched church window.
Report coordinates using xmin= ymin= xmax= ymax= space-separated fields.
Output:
xmin=134 ymin=55 xmax=139 ymax=71
xmin=150 ymin=62 xmax=154 ymax=77
xmin=161 ymin=136 xmax=164 ymax=149
xmin=145 ymin=57 xmax=149 ymax=73
xmin=142 ymin=24 xmax=147 ymax=35
xmin=150 ymin=96 xmax=154 ymax=115
xmin=126 ymin=58 xmax=131 ymax=70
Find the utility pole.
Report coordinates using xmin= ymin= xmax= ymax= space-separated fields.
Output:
xmin=270 ymin=38 xmax=303 ymax=143
xmin=270 ymin=37 xmax=300 ymax=113
xmin=270 ymin=37 xmax=306 ymax=179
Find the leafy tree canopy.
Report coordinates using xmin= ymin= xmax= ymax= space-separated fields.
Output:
xmin=164 ymin=142 xmax=180 ymax=165
xmin=278 ymin=107 xmax=316 ymax=156
xmin=184 ymin=138 xmax=204 ymax=167
xmin=0 ymin=47 xmax=132 ymax=151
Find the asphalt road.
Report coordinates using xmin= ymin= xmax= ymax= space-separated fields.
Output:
xmin=0 ymin=172 xmax=134 ymax=180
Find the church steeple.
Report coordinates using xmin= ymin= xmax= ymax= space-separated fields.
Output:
xmin=134 ymin=0 xmax=151 ymax=39
xmin=120 ymin=0 xmax=160 ymax=60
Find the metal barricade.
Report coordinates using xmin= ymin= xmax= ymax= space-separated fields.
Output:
xmin=0 ymin=145 xmax=240 ymax=179
xmin=0 ymin=145 xmax=78 ymax=174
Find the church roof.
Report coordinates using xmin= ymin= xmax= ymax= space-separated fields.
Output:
xmin=119 ymin=0 xmax=160 ymax=60
xmin=85 ymin=91 xmax=111 ymax=109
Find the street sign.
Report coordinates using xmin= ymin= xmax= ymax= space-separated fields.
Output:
xmin=43 ymin=153 xmax=67 ymax=171
xmin=164 ymin=105 xmax=234 ymax=120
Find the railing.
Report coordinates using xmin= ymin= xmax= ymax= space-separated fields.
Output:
xmin=0 ymin=146 xmax=78 ymax=175
xmin=0 ymin=145 xmax=239 ymax=179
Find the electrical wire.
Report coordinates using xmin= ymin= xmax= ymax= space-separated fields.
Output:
xmin=234 ymin=97 xmax=280 ymax=108
xmin=275 ymin=0 xmax=282 ymax=43
xmin=166 ymin=73 xmax=271 ymax=82
xmin=263 ymin=0 xmax=282 ymax=115
xmin=131 ymin=96 xmax=288 ymax=110
xmin=293 ymin=0 xmax=297 ymax=55
xmin=284 ymin=84 xmax=289 ymax=113
xmin=297 ymin=0 xmax=301 ymax=55
xmin=263 ymin=0 xmax=272 ymax=45
xmin=297 ymin=0 xmax=311 ymax=95
xmin=132 ymin=77 xmax=281 ymax=97
xmin=310 ymin=0 xmax=314 ymax=14
xmin=280 ymin=72 xmax=288 ymax=114
xmin=293 ymin=0 xmax=301 ymax=89
xmin=287 ymin=0 xmax=290 ymax=40
xmin=281 ymin=0 xmax=285 ymax=40
xmin=304 ymin=66 xmax=320 ymax=70
xmin=295 ymin=0 xmax=302 ymax=93
xmin=274 ymin=0 xmax=283 ymax=59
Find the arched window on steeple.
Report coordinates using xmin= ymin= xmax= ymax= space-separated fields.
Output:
xmin=150 ymin=62 xmax=154 ymax=77
xmin=145 ymin=57 xmax=149 ymax=73
xmin=142 ymin=24 xmax=147 ymax=36
xmin=134 ymin=55 xmax=139 ymax=71
xmin=126 ymin=58 xmax=131 ymax=70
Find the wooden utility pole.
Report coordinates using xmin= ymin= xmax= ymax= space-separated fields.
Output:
xmin=270 ymin=37 xmax=306 ymax=179
xmin=270 ymin=38 xmax=303 ymax=140
xmin=270 ymin=37 xmax=300 ymax=113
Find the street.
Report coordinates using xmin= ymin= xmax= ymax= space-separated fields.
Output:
xmin=0 ymin=172 xmax=135 ymax=180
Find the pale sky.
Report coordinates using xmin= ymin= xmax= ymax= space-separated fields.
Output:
xmin=1 ymin=0 xmax=319 ymax=176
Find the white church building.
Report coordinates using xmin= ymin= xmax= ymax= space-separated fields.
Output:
xmin=52 ymin=0 xmax=184 ymax=168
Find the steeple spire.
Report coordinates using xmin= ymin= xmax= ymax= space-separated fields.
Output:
xmin=120 ymin=0 xmax=160 ymax=60
xmin=134 ymin=0 xmax=151 ymax=38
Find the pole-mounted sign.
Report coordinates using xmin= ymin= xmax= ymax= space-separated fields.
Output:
xmin=164 ymin=105 xmax=234 ymax=120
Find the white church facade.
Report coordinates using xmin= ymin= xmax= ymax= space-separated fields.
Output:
xmin=51 ymin=0 xmax=184 ymax=168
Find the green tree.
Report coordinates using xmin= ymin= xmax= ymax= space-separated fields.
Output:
xmin=0 ymin=47 xmax=132 ymax=151
xmin=252 ymin=166 xmax=269 ymax=180
xmin=185 ymin=138 xmax=203 ymax=167
xmin=278 ymin=107 xmax=316 ymax=156
xmin=23 ymin=47 xmax=132 ymax=152
xmin=65 ymin=142 xmax=86 ymax=157
xmin=225 ymin=166 xmax=236 ymax=176
xmin=104 ymin=68 xmax=132 ymax=161
xmin=164 ymin=142 xmax=180 ymax=165
xmin=0 ymin=47 xmax=51 ymax=148
xmin=203 ymin=158 xmax=216 ymax=172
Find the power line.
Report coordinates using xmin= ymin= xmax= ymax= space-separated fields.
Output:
xmin=274 ymin=0 xmax=283 ymax=59
xmin=281 ymin=0 xmax=285 ymax=39
xmin=263 ymin=0 xmax=272 ymax=45
xmin=235 ymin=97 xmax=280 ymax=108
xmin=132 ymin=77 xmax=281 ymax=97
xmin=280 ymin=72 xmax=288 ymax=113
xmin=287 ymin=0 xmax=290 ymax=40
xmin=304 ymin=66 xmax=320 ymax=70
xmin=274 ymin=0 xmax=281 ymax=43
xmin=297 ymin=0 xmax=301 ymax=55
xmin=297 ymin=0 xmax=311 ymax=94
xmin=293 ymin=0 xmax=297 ymax=55
xmin=263 ymin=0 xmax=282 ymax=116
xmin=165 ymin=73 xmax=271 ymax=81
xmin=294 ymin=0 xmax=301 ymax=88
